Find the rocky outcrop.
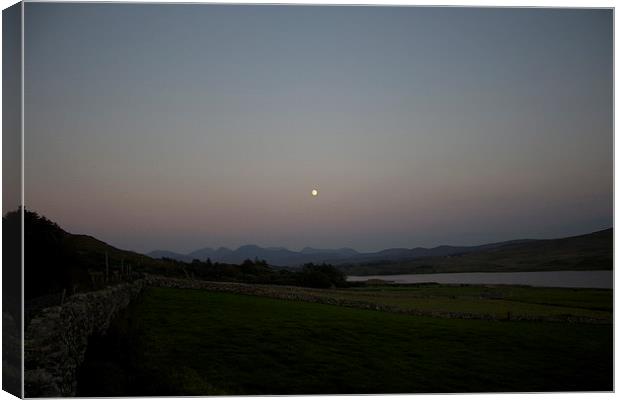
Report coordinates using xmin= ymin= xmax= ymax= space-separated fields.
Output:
xmin=24 ymin=280 xmax=145 ymax=397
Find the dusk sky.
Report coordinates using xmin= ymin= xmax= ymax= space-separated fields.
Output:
xmin=23 ymin=4 xmax=612 ymax=254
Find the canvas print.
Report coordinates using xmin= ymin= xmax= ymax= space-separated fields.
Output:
xmin=2 ymin=2 xmax=614 ymax=397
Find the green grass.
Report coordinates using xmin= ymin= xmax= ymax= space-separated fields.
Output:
xmin=307 ymin=284 xmax=613 ymax=321
xmin=77 ymin=287 xmax=612 ymax=395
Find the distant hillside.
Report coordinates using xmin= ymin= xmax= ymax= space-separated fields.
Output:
xmin=147 ymin=229 xmax=612 ymax=272
xmin=148 ymin=249 xmax=193 ymax=262
xmin=148 ymin=239 xmax=535 ymax=267
xmin=332 ymin=240 xmax=535 ymax=265
xmin=148 ymin=246 xmax=362 ymax=266
xmin=340 ymin=228 xmax=613 ymax=276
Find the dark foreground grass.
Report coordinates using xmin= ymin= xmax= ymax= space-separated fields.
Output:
xmin=77 ymin=287 xmax=612 ymax=396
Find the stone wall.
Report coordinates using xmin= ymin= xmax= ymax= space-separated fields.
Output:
xmin=24 ymin=280 xmax=145 ymax=397
xmin=25 ymin=276 xmax=448 ymax=397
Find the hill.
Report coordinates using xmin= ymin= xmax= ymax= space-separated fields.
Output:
xmin=16 ymin=209 xmax=348 ymax=304
xmin=12 ymin=209 xmax=184 ymax=300
xmin=340 ymin=228 xmax=613 ymax=276
xmin=147 ymin=240 xmax=538 ymax=267
xmin=15 ymin=208 xmax=612 ymax=298
xmin=148 ymin=245 xmax=362 ymax=266
xmin=147 ymin=230 xmax=610 ymax=270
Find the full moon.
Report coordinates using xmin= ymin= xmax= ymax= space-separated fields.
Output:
xmin=311 ymin=189 xmax=318 ymax=197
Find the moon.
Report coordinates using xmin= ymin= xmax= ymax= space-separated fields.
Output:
xmin=311 ymin=189 xmax=318 ymax=197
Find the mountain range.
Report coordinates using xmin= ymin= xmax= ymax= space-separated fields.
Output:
xmin=148 ymin=228 xmax=613 ymax=274
xmin=148 ymin=237 xmax=539 ymax=267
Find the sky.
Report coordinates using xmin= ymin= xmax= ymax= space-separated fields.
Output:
xmin=3 ymin=3 xmax=21 ymax=216
xmin=22 ymin=4 xmax=612 ymax=253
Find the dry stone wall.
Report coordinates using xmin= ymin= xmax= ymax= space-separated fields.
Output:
xmin=24 ymin=280 xmax=145 ymax=397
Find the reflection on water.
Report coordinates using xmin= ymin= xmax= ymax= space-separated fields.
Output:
xmin=347 ymin=270 xmax=613 ymax=289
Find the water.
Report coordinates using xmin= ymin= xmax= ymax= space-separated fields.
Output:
xmin=347 ymin=270 xmax=613 ymax=289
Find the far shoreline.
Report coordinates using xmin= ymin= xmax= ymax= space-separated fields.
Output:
xmin=346 ymin=269 xmax=613 ymax=289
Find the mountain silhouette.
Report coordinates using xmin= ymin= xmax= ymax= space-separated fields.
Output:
xmin=147 ymin=238 xmax=538 ymax=267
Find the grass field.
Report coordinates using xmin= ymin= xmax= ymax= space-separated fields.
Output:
xmin=306 ymin=284 xmax=613 ymax=321
xmin=77 ymin=286 xmax=612 ymax=395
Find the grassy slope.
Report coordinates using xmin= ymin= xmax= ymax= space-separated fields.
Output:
xmin=64 ymin=234 xmax=177 ymax=274
xmin=341 ymin=228 xmax=612 ymax=275
xmin=77 ymin=287 xmax=612 ymax=395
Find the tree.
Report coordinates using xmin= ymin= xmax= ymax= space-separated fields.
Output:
xmin=297 ymin=263 xmax=347 ymax=288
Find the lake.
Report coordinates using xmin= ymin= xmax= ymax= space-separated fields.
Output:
xmin=347 ymin=270 xmax=613 ymax=289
